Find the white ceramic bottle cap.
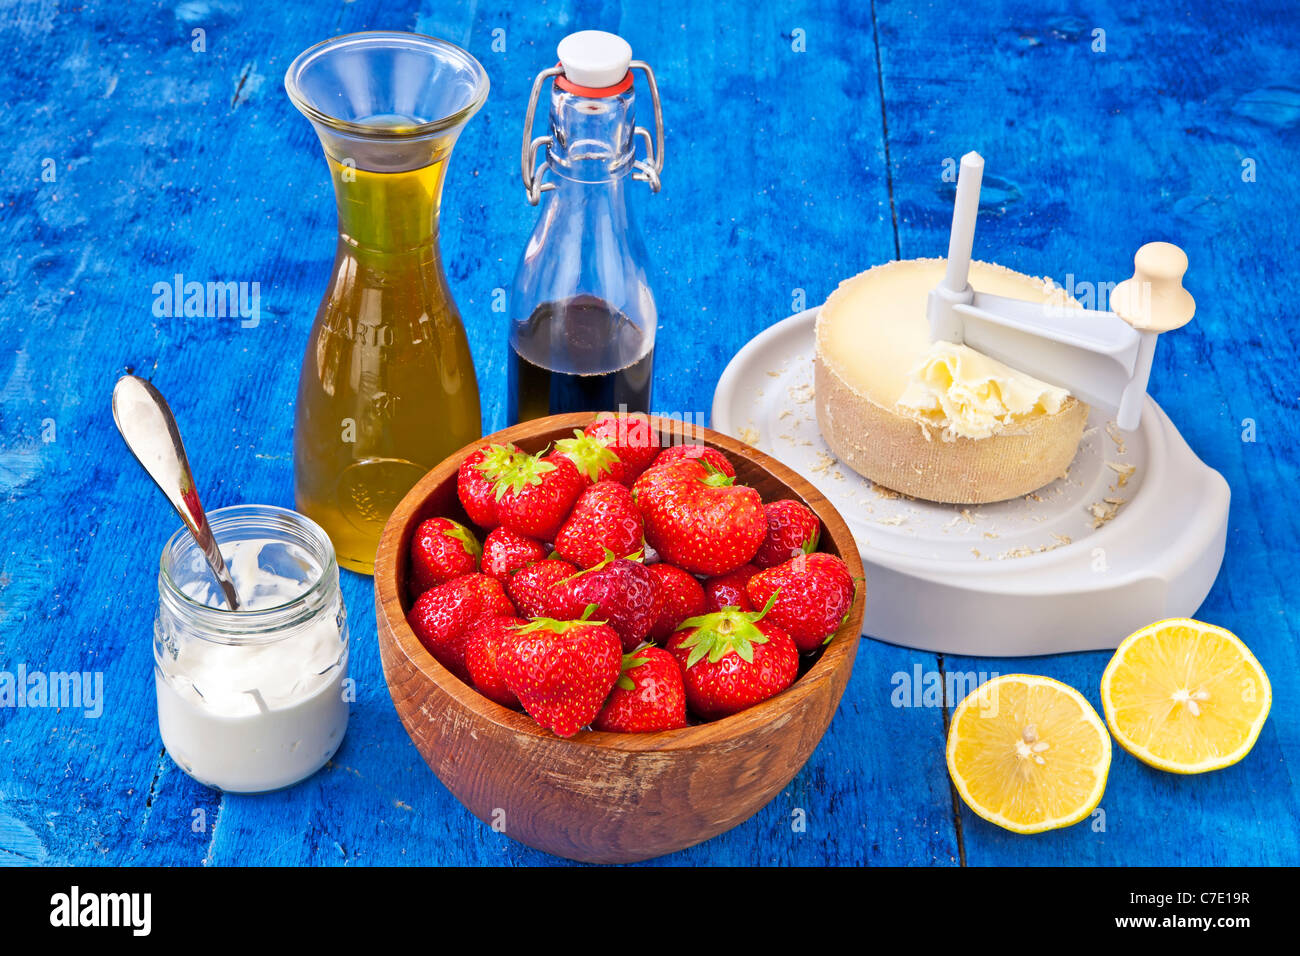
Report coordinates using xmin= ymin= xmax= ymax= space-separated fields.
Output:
xmin=557 ymin=30 xmax=632 ymax=88
xmin=1110 ymin=241 xmax=1196 ymax=332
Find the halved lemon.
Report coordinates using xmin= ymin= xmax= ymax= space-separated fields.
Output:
xmin=946 ymin=675 xmax=1111 ymax=834
xmin=1100 ymin=618 xmax=1271 ymax=774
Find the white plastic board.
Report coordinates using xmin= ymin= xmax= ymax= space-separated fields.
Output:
xmin=711 ymin=308 xmax=1229 ymax=656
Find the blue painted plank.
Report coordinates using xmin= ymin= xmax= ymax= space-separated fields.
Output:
xmin=874 ymin=0 xmax=1300 ymax=864
xmin=1 ymin=0 xmax=1296 ymax=867
xmin=0 ymin=0 xmax=953 ymax=866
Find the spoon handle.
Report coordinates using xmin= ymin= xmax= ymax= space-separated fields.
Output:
xmin=111 ymin=375 xmax=242 ymax=611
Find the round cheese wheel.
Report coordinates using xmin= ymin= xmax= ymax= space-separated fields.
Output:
xmin=814 ymin=258 xmax=1089 ymax=504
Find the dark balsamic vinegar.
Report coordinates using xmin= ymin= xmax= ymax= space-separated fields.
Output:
xmin=508 ymin=294 xmax=654 ymax=423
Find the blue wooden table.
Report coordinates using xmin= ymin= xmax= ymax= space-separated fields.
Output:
xmin=2 ymin=0 xmax=1296 ymax=866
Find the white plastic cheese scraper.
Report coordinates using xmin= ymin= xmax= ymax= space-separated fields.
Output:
xmin=927 ymin=152 xmax=1196 ymax=430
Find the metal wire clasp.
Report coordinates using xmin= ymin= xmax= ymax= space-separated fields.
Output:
xmin=520 ymin=61 xmax=666 ymax=205
xmin=521 ymin=66 xmax=562 ymax=205
xmin=629 ymin=60 xmax=665 ymax=192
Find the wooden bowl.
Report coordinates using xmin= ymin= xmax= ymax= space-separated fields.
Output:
xmin=374 ymin=413 xmax=865 ymax=863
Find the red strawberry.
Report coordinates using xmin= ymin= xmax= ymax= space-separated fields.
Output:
xmin=745 ymin=552 xmax=856 ymax=652
xmin=554 ymin=556 xmax=658 ymax=652
xmin=646 ymin=563 xmax=707 ymax=642
xmin=651 ymin=444 xmax=735 ymax=478
xmin=464 ymin=615 xmax=524 ymax=708
xmin=630 ymin=454 xmax=690 ymax=504
xmin=406 ymin=573 xmax=516 ymax=682
xmin=505 ymin=558 xmax=580 ymax=619
xmin=666 ymin=602 xmax=799 ymax=720
xmin=457 ymin=443 xmax=521 ymax=529
xmin=752 ymin=499 xmax=821 ymax=569
xmin=481 ymin=527 xmax=548 ymax=580
xmin=584 ymin=412 xmax=660 ymax=485
xmin=554 ymin=480 xmax=644 ymax=569
xmin=593 ymin=646 xmax=688 ymax=733
xmin=553 ymin=429 xmax=621 ymax=485
xmin=633 ymin=459 xmax=765 ymax=576
xmin=703 ymin=563 xmax=759 ymax=612
xmin=493 ymin=450 xmax=585 ymax=541
xmin=499 ymin=615 xmax=623 ymax=737
xmin=409 ymin=517 xmax=481 ymax=594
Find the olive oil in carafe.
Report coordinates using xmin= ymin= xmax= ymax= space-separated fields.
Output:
xmin=293 ymin=156 xmax=481 ymax=574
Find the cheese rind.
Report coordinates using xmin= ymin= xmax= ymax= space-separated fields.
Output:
xmin=814 ymin=258 xmax=1089 ymax=504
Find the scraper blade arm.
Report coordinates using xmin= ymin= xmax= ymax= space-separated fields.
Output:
xmin=950 ymin=293 xmax=1147 ymax=423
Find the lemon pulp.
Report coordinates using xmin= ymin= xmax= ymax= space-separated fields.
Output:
xmin=1100 ymin=618 xmax=1271 ymax=774
xmin=946 ymin=674 xmax=1111 ymax=834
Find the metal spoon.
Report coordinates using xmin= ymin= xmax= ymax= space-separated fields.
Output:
xmin=112 ymin=375 xmax=242 ymax=611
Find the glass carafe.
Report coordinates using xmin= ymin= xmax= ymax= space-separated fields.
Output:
xmin=285 ymin=32 xmax=488 ymax=574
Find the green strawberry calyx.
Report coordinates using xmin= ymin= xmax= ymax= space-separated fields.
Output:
xmin=442 ymin=519 xmax=482 ymax=559
xmin=492 ymin=452 xmax=558 ymax=500
xmin=675 ymin=591 xmax=780 ymax=669
xmin=828 ymin=606 xmax=851 ymax=645
xmin=474 ymin=443 xmax=522 ymax=481
xmin=696 ymin=458 xmax=736 ymax=489
xmin=563 ymin=547 xmax=643 ymax=585
xmin=554 ymin=430 xmax=621 ymax=482
xmin=616 ymin=644 xmax=655 ymax=691
xmin=514 ymin=603 xmax=607 ymax=636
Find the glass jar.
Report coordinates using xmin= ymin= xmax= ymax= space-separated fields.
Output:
xmin=153 ymin=504 xmax=349 ymax=793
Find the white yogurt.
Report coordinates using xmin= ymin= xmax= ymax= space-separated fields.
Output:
xmin=154 ymin=526 xmax=349 ymax=793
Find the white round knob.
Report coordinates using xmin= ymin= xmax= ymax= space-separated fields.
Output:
xmin=1110 ymin=241 xmax=1195 ymax=332
xmin=557 ymin=30 xmax=632 ymax=88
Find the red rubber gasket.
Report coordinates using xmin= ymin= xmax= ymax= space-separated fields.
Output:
xmin=554 ymin=62 xmax=633 ymax=98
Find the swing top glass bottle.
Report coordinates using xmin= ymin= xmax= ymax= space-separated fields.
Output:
xmin=507 ymin=32 xmax=665 ymax=423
